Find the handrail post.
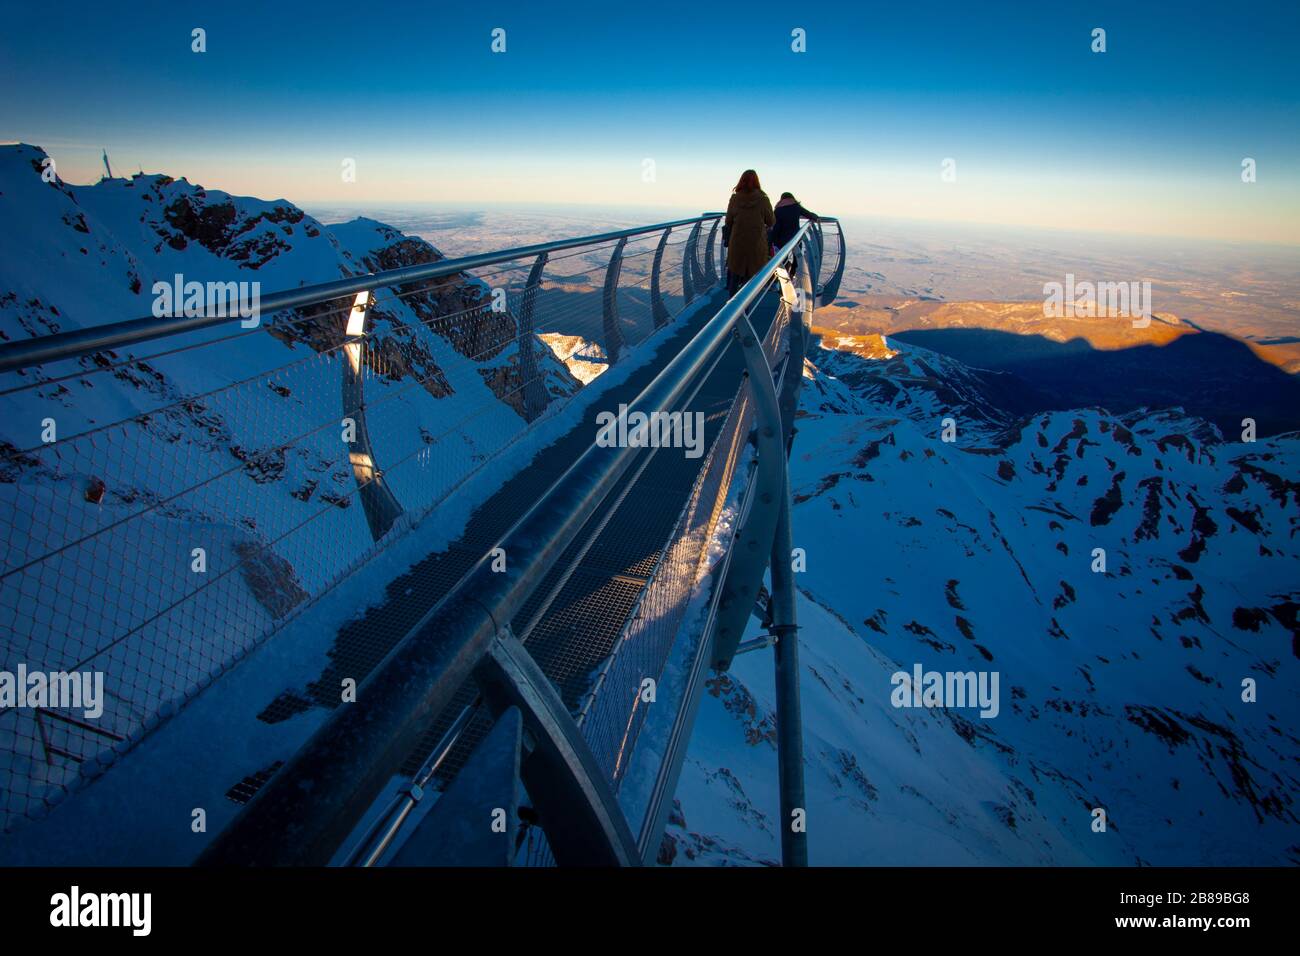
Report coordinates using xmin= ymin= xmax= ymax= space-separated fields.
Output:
xmin=704 ymin=218 xmax=720 ymax=287
xmin=602 ymin=237 xmax=628 ymax=365
xmin=341 ymin=288 xmax=404 ymax=541
xmin=650 ymin=227 xmax=672 ymax=329
xmin=518 ymin=251 xmax=551 ymax=421
xmin=809 ymin=223 xmax=824 ymax=292
xmin=800 ymin=236 xmax=816 ymax=366
xmin=683 ymin=221 xmax=702 ymax=305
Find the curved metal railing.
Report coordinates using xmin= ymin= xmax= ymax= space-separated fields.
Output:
xmin=0 ymin=210 xmax=846 ymax=864
xmin=197 ymin=220 xmax=829 ymax=866
xmin=814 ymin=217 xmax=846 ymax=305
xmin=0 ymin=214 xmax=723 ymax=835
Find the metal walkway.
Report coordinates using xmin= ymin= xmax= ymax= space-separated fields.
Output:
xmin=0 ymin=211 xmax=845 ymax=866
xmin=412 ymin=292 xmax=783 ymax=854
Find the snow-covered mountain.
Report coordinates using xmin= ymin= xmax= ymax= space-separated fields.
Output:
xmin=3 ymin=144 xmax=1295 ymax=866
xmin=0 ymin=145 xmax=584 ymax=831
xmin=667 ymin=330 xmax=1299 ymax=866
xmin=0 ymin=142 xmax=580 ymax=416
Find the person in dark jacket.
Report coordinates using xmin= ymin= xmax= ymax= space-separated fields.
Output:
xmin=770 ymin=192 xmax=820 ymax=272
xmin=724 ymin=169 xmax=775 ymax=296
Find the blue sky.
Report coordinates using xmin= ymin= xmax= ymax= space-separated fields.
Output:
xmin=3 ymin=0 xmax=1298 ymax=241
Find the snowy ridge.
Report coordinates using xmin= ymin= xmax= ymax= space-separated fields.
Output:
xmin=668 ymin=331 xmax=1299 ymax=865
xmin=0 ymin=144 xmax=583 ymax=833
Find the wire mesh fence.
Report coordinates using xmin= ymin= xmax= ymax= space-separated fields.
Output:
xmin=577 ymin=293 xmax=791 ymax=789
xmin=357 ymin=228 xmax=807 ymax=867
xmin=0 ymin=218 xmax=722 ymax=835
xmin=516 ymin=281 xmax=794 ymax=869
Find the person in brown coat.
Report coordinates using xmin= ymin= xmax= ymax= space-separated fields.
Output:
xmin=724 ymin=169 xmax=774 ymax=296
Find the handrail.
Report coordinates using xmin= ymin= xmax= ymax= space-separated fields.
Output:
xmin=0 ymin=214 xmax=722 ymax=374
xmin=197 ymin=221 xmax=819 ymax=866
xmin=0 ymin=207 xmax=727 ymax=841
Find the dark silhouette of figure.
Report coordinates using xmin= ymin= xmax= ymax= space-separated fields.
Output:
xmin=771 ymin=192 xmax=820 ymax=274
xmin=724 ymin=169 xmax=774 ymax=296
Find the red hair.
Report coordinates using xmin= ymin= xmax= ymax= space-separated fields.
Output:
xmin=733 ymin=169 xmax=761 ymax=193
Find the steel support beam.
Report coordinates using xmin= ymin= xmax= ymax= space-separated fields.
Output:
xmin=341 ymin=295 xmax=404 ymax=542
xmin=768 ymin=248 xmax=811 ymax=867
xmin=649 ymin=227 xmax=672 ymax=329
xmin=683 ymin=221 xmax=703 ymax=305
xmin=517 ymin=252 xmax=551 ymax=421
xmin=809 ymin=222 xmax=824 ymax=292
xmin=769 ymin=468 xmax=806 ymax=867
xmin=709 ymin=302 xmax=787 ymax=670
xmin=601 ymin=237 xmax=628 ymax=365
xmin=777 ymin=256 xmax=809 ymax=446
xmin=704 ymin=218 xmax=720 ymax=286
xmin=476 ymin=631 xmax=640 ymax=866
xmin=636 ymin=244 xmax=819 ymax=863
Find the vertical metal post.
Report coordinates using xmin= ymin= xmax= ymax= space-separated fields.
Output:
xmin=341 ymin=290 xmax=404 ymax=542
xmin=709 ymin=312 xmax=787 ymax=669
xmin=798 ymin=237 xmax=816 ymax=349
xmin=769 ymin=469 xmax=806 ymax=867
xmin=704 ymin=219 xmax=720 ymax=286
xmin=683 ymin=221 xmax=702 ymax=305
xmin=709 ymin=224 xmax=819 ymax=671
xmin=518 ymin=252 xmax=550 ymax=421
xmin=650 ymin=227 xmax=672 ymax=329
xmin=602 ymin=237 xmax=628 ymax=365
xmin=809 ymin=223 xmax=824 ymax=291
xmin=768 ymin=256 xmax=810 ymax=867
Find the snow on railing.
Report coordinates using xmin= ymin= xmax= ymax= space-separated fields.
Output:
xmin=0 ymin=216 xmax=720 ymax=835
